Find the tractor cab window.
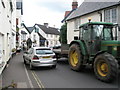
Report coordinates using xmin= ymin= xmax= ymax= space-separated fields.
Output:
xmin=103 ymin=27 xmax=113 ymax=40
xmin=92 ymin=25 xmax=113 ymax=40
xmin=92 ymin=25 xmax=103 ymax=40
xmin=80 ymin=26 xmax=91 ymax=41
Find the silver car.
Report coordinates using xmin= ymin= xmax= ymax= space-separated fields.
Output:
xmin=23 ymin=47 xmax=57 ymax=69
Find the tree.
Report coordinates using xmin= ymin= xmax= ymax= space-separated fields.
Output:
xmin=60 ymin=23 xmax=67 ymax=44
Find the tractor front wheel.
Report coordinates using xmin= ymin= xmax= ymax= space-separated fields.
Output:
xmin=68 ymin=44 xmax=84 ymax=71
xmin=94 ymin=53 xmax=118 ymax=82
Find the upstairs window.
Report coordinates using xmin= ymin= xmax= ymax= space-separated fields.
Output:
xmin=9 ymin=0 xmax=13 ymax=12
xmin=1 ymin=0 xmax=5 ymax=8
xmin=16 ymin=2 xmax=22 ymax=9
xmin=104 ymin=8 xmax=117 ymax=23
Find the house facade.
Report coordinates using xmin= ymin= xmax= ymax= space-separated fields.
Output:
xmin=0 ymin=0 xmax=16 ymax=74
xmin=34 ymin=23 xmax=60 ymax=47
xmin=20 ymin=24 xmax=34 ymax=49
xmin=66 ymin=1 xmax=120 ymax=44
xmin=16 ymin=0 xmax=23 ymax=48
xmin=30 ymin=27 xmax=40 ymax=47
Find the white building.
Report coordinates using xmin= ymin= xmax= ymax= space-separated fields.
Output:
xmin=16 ymin=0 xmax=23 ymax=48
xmin=34 ymin=23 xmax=60 ymax=47
xmin=66 ymin=1 xmax=120 ymax=44
xmin=0 ymin=0 xmax=16 ymax=74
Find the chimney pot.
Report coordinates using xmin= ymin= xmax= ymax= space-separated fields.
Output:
xmin=72 ymin=0 xmax=78 ymax=10
xmin=44 ymin=23 xmax=49 ymax=28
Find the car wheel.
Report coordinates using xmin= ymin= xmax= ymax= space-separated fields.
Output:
xmin=30 ymin=62 xmax=34 ymax=70
xmin=23 ymin=56 xmax=27 ymax=65
xmin=52 ymin=65 xmax=56 ymax=68
xmin=24 ymin=60 xmax=27 ymax=65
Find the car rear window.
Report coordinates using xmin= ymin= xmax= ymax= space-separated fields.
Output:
xmin=36 ymin=49 xmax=53 ymax=54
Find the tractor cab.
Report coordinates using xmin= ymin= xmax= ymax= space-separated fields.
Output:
xmin=79 ymin=22 xmax=120 ymax=57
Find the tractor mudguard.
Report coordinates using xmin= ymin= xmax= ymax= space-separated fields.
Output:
xmin=93 ymin=51 xmax=106 ymax=61
xmin=69 ymin=40 xmax=88 ymax=56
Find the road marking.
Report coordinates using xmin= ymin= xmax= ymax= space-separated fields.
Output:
xmin=24 ymin=64 xmax=34 ymax=88
xmin=31 ymin=71 xmax=45 ymax=89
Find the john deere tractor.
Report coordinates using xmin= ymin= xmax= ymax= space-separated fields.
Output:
xmin=68 ymin=22 xmax=120 ymax=82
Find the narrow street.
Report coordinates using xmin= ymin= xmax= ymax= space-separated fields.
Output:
xmin=1 ymin=52 xmax=120 ymax=89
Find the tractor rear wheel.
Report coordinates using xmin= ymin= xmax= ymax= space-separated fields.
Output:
xmin=94 ymin=53 xmax=118 ymax=82
xmin=68 ymin=44 xmax=84 ymax=71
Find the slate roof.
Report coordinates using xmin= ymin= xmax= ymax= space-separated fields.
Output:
xmin=26 ymin=27 xmax=34 ymax=34
xmin=62 ymin=9 xmax=76 ymax=23
xmin=21 ymin=30 xmax=27 ymax=34
xmin=35 ymin=24 xmax=60 ymax=35
xmin=38 ymin=32 xmax=46 ymax=40
xmin=67 ymin=1 xmax=120 ymax=21
xmin=65 ymin=11 xmax=71 ymax=17
xmin=22 ymin=23 xmax=34 ymax=34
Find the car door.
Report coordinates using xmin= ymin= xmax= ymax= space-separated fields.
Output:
xmin=27 ymin=48 xmax=34 ymax=61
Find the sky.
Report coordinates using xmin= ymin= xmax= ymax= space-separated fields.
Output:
xmin=22 ymin=0 xmax=84 ymax=29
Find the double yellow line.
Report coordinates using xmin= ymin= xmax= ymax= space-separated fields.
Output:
xmin=31 ymin=71 xmax=45 ymax=89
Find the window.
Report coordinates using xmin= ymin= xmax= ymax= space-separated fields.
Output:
xmin=1 ymin=0 xmax=5 ymax=8
xmin=51 ymin=34 xmax=53 ymax=38
xmin=74 ymin=36 xmax=78 ymax=40
xmin=35 ymin=28 xmax=39 ymax=33
xmin=16 ymin=2 xmax=22 ymax=9
xmin=33 ymin=34 xmax=36 ymax=42
xmin=112 ymin=8 xmax=117 ymax=23
xmin=55 ymin=41 xmax=57 ymax=45
xmin=36 ymin=49 xmax=53 ymax=54
xmin=51 ymin=41 xmax=53 ymax=44
xmin=104 ymin=8 xmax=117 ymax=23
xmin=16 ymin=18 xmax=18 ymax=25
xmin=47 ymin=34 xmax=48 ymax=37
xmin=56 ymin=35 xmax=57 ymax=38
xmin=9 ymin=0 xmax=13 ymax=12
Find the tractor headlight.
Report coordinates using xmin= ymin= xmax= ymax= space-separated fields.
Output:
xmin=113 ymin=47 xmax=117 ymax=51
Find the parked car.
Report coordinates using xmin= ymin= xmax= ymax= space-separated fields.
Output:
xmin=23 ymin=47 xmax=57 ymax=69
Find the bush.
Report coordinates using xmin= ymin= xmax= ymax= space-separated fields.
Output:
xmin=11 ymin=48 xmax=16 ymax=53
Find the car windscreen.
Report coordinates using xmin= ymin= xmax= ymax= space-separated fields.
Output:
xmin=36 ymin=49 xmax=53 ymax=54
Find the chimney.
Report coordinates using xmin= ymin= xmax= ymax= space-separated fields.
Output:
xmin=72 ymin=0 xmax=78 ymax=10
xmin=44 ymin=23 xmax=49 ymax=28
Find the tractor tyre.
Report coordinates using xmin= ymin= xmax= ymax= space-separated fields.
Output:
xmin=68 ymin=44 xmax=84 ymax=71
xmin=94 ymin=52 xmax=118 ymax=83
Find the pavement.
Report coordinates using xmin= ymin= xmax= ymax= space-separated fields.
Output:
xmin=1 ymin=52 xmax=32 ymax=89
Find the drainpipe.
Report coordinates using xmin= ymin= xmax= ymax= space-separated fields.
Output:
xmin=98 ymin=11 xmax=102 ymax=22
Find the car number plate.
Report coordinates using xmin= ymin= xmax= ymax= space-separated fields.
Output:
xmin=42 ymin=56 xmax=51 ymax=58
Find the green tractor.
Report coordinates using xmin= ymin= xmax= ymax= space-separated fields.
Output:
xmin=68 ymin=22 xmax=120 ymax=82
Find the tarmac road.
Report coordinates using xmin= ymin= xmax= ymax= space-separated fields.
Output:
xmin=1 ymin=52 xmax=120 ymax=89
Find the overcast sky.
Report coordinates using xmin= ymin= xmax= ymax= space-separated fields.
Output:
xmin=22 ymin=0 xmax=84 ymax=28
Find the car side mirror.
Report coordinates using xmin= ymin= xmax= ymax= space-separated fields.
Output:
xmin=83 ymin=24 xmax=89 ymax=30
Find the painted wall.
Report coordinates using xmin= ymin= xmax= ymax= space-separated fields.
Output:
xmin=46 ymin=34 xmax=60 ymax=47
xmin=67 ymin=20 xmax=76 ymax=44
xmin=0 ymin=0 xmax=16 ymax=74
xmin=31 ymin=29 xmax=40 ymax=47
